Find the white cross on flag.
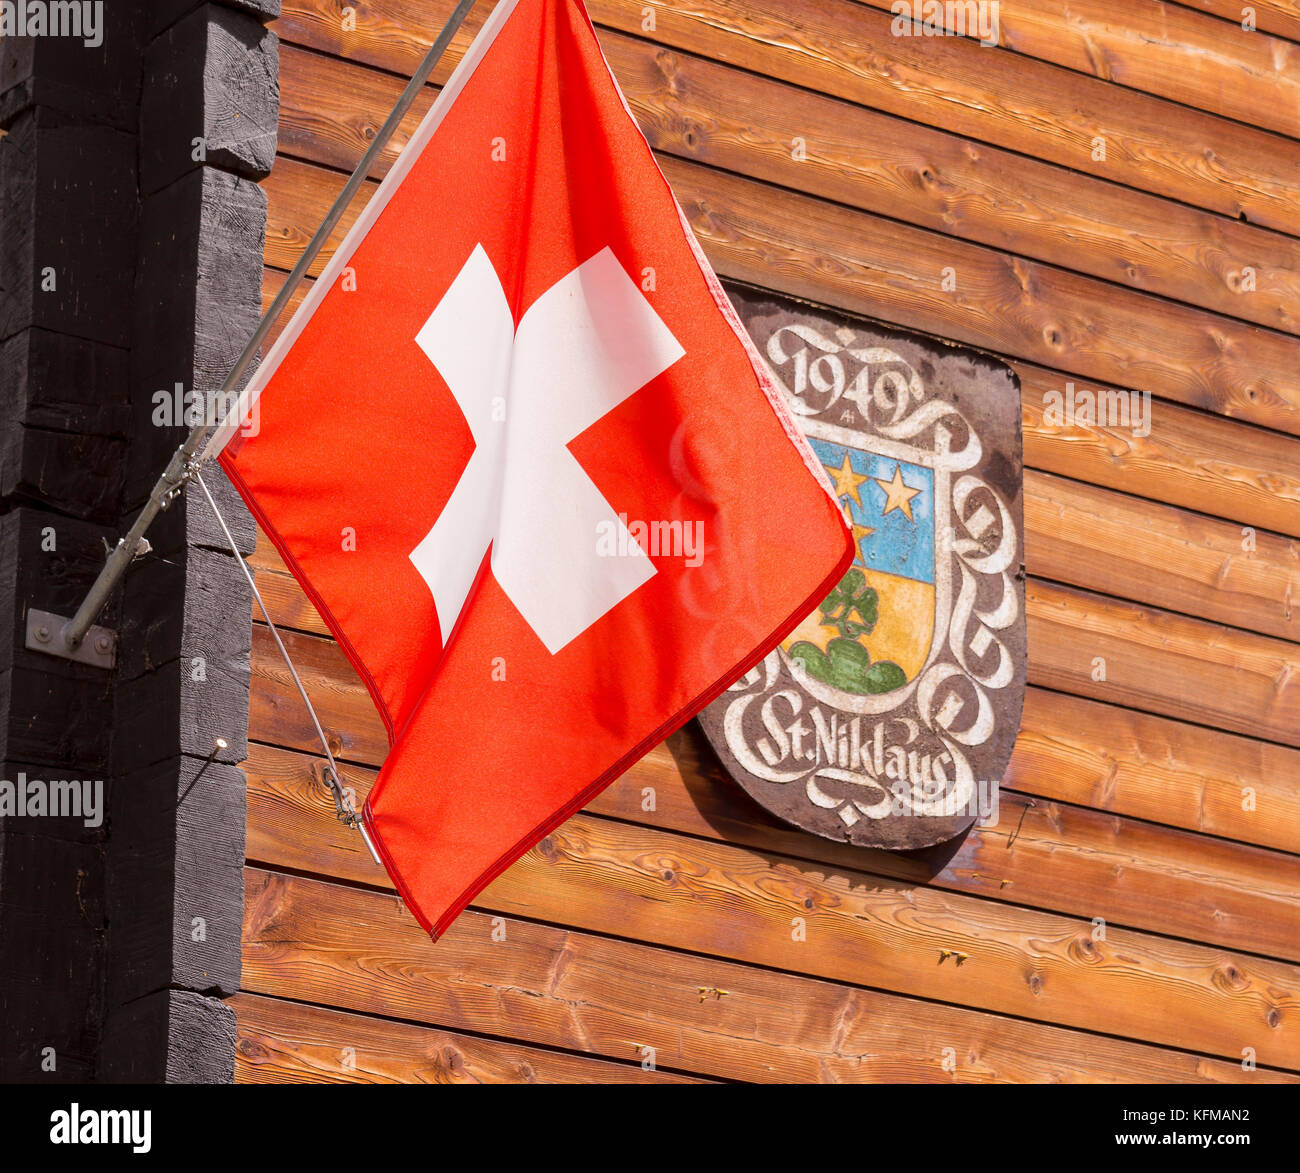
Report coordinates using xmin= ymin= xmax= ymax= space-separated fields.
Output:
xmin=211 ymin=0 xmax=852 ymax=938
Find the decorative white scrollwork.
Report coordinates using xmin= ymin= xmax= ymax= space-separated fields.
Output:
xmin=720 ymin=329 xmax=1020 ymax=827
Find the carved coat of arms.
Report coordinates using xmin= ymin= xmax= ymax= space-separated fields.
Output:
xmin=698 ymin=287 xmax=1026 ymax=850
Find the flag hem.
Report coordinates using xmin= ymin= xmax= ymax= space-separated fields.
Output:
xmin=362 ymin=530 xmax=855 ymax=940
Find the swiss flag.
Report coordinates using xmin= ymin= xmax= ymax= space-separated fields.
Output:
xmin=212 ymin=0 xmax=852 ymax=937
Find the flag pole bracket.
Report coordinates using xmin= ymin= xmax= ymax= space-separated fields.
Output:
xmin=25 ymin=608 xmax=118 ymax=670
xmin=24 ymin=453 xmax=194 ymax=672
xmin=25 ymin=0 xmax=481 ymax=672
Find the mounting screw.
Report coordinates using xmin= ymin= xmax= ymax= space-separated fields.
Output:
xmin=189 ymin=738 xmax=230 ymax=790
xmin=34 ymin=625 xmax=50 ymax=643
xmin=94 ymin=634 xmax=112 ymax=654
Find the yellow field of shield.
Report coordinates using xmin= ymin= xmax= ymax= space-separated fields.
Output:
xmin=782 ymin=568 xmax=934 ymax=684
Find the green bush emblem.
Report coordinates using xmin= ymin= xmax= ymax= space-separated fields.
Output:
xmin=788 ymin=568 xmax=907 ymax=696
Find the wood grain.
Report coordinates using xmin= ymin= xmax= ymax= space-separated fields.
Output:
xmin=1024 ymin=470 xmax=1300 ymax=643
xmin=276 ymin=38 xmax=1300 ymax=333
xmin=855 ymin=0 xmax=1300 ymax=142
xmin=274 ymin=0 xmax=1300 ymax=234
xmin=1180 ymin=0 xmax=1300 ymax=44
xmin=1008 ymin=688 xmax=1300 ymax=856
xmin=260 ymin=154 xmax=1300 ymax=437
xmin=1027 ymin=578 xmax=1300 ymax=745
xmin=243 ymin=868 xmax=1297 ymax=1081
xmin=1016 ymin=362 xmax=1300 ymax=542
xmin=244 ymin=735 xmax=1300 ymax=963
xmin=231 ymin=992 xmax=700 ymax=1082
xmin=662 ymin=157 xmax=1300 ymax=437
xmin=242 ymin=793 xmax=1300 ymax=1068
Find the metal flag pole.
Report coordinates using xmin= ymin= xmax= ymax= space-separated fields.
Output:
xmin=35 ymin=0 xmax=482 ymax=668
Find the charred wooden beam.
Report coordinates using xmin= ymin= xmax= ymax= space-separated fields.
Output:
xmin=0 ymin=0 xmax=274 ymax=1083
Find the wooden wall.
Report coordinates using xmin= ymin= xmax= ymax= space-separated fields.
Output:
xmin=234 ymin=0 xmax=1300 ymax=1082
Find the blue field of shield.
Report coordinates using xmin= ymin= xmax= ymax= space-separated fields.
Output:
xmin=809 ymin=437 xmax=934 ymax=586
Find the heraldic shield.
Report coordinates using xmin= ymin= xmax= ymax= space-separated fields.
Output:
xmin=698 ymin=286 xmax=1027 ymax=850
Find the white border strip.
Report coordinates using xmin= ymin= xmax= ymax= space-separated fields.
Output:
xmin=203 ymin=0 xmax=525 ymax=461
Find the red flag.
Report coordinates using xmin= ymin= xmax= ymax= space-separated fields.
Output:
xmin=211 ymin=0 xmax=851 ymax=937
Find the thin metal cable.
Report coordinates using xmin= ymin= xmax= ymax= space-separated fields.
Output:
xmin=192 ymin=466 xmax=382 ymax=865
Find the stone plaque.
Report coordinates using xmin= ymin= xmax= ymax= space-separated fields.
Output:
xmin=698 ymin=286 xmax=1026 ymax=850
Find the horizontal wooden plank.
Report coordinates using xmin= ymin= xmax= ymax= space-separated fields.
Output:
xmin=1008 ymin=688 xmax=1300 ymax=856
xmin=275 ymin=0 xmax=1300 ymax=235
xmin=424 ymin=815 xmax=1300 ymax=1068
xmin=1167 ymin=1 xmax=1300 ymax=48
xmin=246 ymin=575 xmax=1300 ymax=855
xmin=857 ymin=0 xmax=1300 ymax=142
xmin=230 ymin=991 xmax=697 ymax=1082
xmin=1027 ymin=578 xmax=1300 ymax=744
xmin=245 ymin=733 xmax=1300 ymax=963
xmin=261 ymin=153 xmax=1300 ymax=437
xmin=1024 ymin=469 xmax=1300 ymax=643
xmin=258 ymin=266 xmax=1300 ymax=543
xmin=1015 ymin=361 xmax=1300 ymax=542
xmin=276 ymin=38 xmax=1300 ymax=334
xmin=242 ymin=787 xmax=1300 ymax=1067
xmin=243 ymin=867 xmax=1295 ymax=1082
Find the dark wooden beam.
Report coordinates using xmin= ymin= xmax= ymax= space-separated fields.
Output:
xmin=100 ymin=0 xmax=275 ymax=1084
xmin=0 ymin=0 xmax=273 ymax=1084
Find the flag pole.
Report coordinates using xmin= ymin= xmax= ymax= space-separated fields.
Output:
xmin=48 ymin=0 xmax=482 ymax=662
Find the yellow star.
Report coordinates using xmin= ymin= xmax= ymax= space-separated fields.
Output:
xmin=842 ymin=503 xmax=875 ymax=549
xmin=827 ymin=452 xmax=870 ymax=507
xmin=875 ymin=464 xmax=921 ymax=522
